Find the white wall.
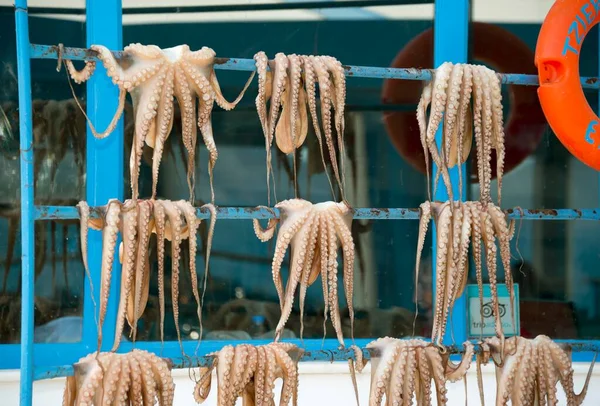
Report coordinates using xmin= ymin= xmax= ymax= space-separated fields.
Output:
xmin=1 ymin=361 xmax=598 ymax=405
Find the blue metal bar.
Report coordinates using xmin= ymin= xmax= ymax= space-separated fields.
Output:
xmin=27 ymin=44 xmax=600 ymax=89
xmin=32 ymin=205 xmax=600 ymax=221
xmin=433 ymin=0 xmax=469 ymax=347
xmin=15 ymin=0 xmax=35 ymax=403
xmin=32 ymin=338 xmax=600 ymax=381
xmin=84 ymin=0 xmax=124 ymax=352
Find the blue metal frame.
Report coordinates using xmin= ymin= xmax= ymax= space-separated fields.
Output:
xmin=433 ymin=0 xmax=469 ymax=348
xmin=85 ymin=0 xmax=124 ymax=355
xmin=15 ymin=0 xmax=34 ymax=404
xmin=11 ymin=1 xmax=600 ymax=404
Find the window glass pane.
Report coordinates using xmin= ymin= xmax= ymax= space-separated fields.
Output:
xmin=117 ymin=5 xmax=433 ymax=343
xmin=0 ymin=6 xmax=87 ymax=344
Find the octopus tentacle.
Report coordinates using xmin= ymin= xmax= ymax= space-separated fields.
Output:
xmin=330 ymin=206 xmax=355 ymax=341
xmin=298 ymin=208 xmax=320 ymax=340
xmin=321 ymin=56 xmax=347 ymax=192
xmin=302 ymin=55 xmax=336 ymax=198
xmin=485 ymin=67 xmax=505 ymax=206
xmin=431 ymin=201 xmax=452 ymax=346
xmin=130 ymin=200 xmax=153 ymax=342
xmin=481 ymin=208 xmax=505 ymax=343
xmin=97 ymin=199 xmax=122 ymax=351
xmin=150 ymin=66 xmax=175 ymax=200
xmin=425 ymin=62 xmax=454 ymax=202
xmin=162 ymin=200 xmax=185 ymax=352
xmin=112 ymin=200 xmax=139 ymax=352
xmin=176 ymin=200 xmax=202 ymax=339
xmin=416 ymin=83 xmax=433 ymax=201
xmin=311 ymin=55 xmax=344 ymax=198
xmin=274 ymin=211 xmax=316 ymax=341
xmin=65 ymin=59 xmax=97 ymax=85
xmin=152 ymin=200 xmax=167 ymax=346
xmin=488 ymin=204 xmax=516 ymax=333
xmin=209 ymin=68 xmax=256 ymax=112
xmin=174 ymin=65 xmax=198 ymax=202
xmin=325 ymin=212 xmax=344 ymax=347
xmin=76 ymin=201 xmax=97 ymax=323
xmin=270 ymin=199 xmax=312 ymax=309
xmin=434 ymin=63 xmax=463 ymax=195
xmin=455 ymin=65 xmax=474 ymax=195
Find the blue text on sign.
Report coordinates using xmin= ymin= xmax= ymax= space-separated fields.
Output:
xmin=562 ymin=0 xmax=600 ymax=56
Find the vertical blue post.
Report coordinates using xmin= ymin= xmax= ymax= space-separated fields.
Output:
xmin=15 ymin=0 xmax=35 ymax=403
xmin=83 ymin=0 xmax=124 ymax=351
xmin=432 ymin=0 xmax=469 ymax=346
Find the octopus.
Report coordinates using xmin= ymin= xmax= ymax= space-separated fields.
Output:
xmin=477 ymin=335 xmax=596 ymax=406
xmin=62 ymin=349 xmax=175 ymax=406
xmin=63 ymin=43 xmax=255 ymax=203
xmin=417 ymin=62 xmax=505 ymax=206
xmin=77 ymin=198 xmax=217 ymax=352
xmin=353 ymin=337 xmax=473 ymax=406
xmin=252 ymin=198 xmax=355 ymax=347
xmin=414 ymin=200 xmax=516 ymax=348
xmin=254 ymin=51 xmax=347 ymax=203
xmin=193 ymin=342 xmax=303 ymax=406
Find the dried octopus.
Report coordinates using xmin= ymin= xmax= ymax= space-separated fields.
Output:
xmin=414 ymin=200 xmax=516 ymax=347
xmin=77 ymin=198 xmax=217 ymax=352
xmin=63 ymin=43 xmax=255 ymax=202
xmin=350 ymin=337 xmax=473 ymax=406
xmin=193 ymin=342 xmax=303 ymax=406
xmin=252 ymin=198 xmax=355 ymax=347
xmin=254 ymin=51 xmax=347 ymax=202
xmin=62 ymin=349 xmax=175 ymax=406
xmin=477 ymin=335 xmax=596 ymax=406
xmin=417 ymin=62 xmax=505 ymax=205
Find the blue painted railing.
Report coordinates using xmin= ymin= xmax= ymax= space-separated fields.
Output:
xmin=26 ymin=44 xmax=600 ymax=88
xmin=12 ymin=1 xmax=600 ymax=405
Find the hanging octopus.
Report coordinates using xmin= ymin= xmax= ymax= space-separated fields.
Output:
xmin=414 ymin=200 xmax=516 ymax=348
xmin=193 ymin=342 xmax=303 ymax=406
xmin=62 ymin=43 xmax=255 ymax=203
xmin=77 ymin=198 xmax=217 ymax=352
xmin=62 ymin=349 xmax=175 ymax=406
xmin=351 ymin=337 xmax=473 ymax=406
xmin=252 ymin=198 xmax=355 ymax=347
xmin=477 ymin=335 xmax=596 ymax=406
xmin=417 ymin=62 xmax=505 ymax=206
xmin=254 ymin=51 xmax=347 ymax=202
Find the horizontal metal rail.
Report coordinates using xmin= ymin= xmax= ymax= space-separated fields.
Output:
xmin=29 ymin=44 xmax=600 ymax=89
xmin=33 ymin=339 xmax=600 ymax=380
xmin=4 ymin=0 xmax=432 ymax=16
xmin=33 ymin=205 xmax=600 ymax=221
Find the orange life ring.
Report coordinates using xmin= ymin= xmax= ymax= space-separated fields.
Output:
xmin=535 ymin=0 xmax=600 ymax=171
xmin=382 ymin=22 xmax=546 ymax=182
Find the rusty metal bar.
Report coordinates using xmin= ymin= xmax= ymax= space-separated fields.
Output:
xmin=33 ymin=205 xmax=600 ymax=221
xmin=33 ymin=338 xmax=599 ymax=380
xmin=28 ymin=44 xmax=600 ymax=89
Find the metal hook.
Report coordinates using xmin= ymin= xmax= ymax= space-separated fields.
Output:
xmin=56 ymin=43 xmax=64 ymax=72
